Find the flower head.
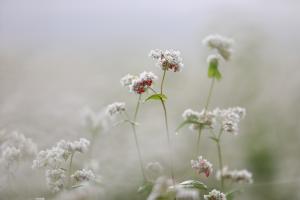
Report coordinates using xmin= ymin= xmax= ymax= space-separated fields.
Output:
xmin=213 ymin=107 xmax=246 ymax=135
xmin=120 ymin=74 xmax=138 ymax=87
xmin=203 ymin=34 xmax=234 ymax=60
xmin=182 ymin=109 xmax=216 ymax=131
xmin=105 ymin=102 xmax=126 ymax=117
xmin=46 ymin=168 xmax=66 ymax=193
xmin=191 ymin=156 xmax=213 ymax=177
xmin=81 ymin=106 xmax=109 ymax=133
xmin=204 ymin=189 xmax=226 ymax=200
xmin=149 ymin=49 xmax=184 ymax=72
xmin=130 ymin=71 xmax=157 ymax=94
xmin=146 ymin=161 xmax=164 ymax=182
xmin=216 ymin=166 xmax=253 ymax=184
xmin=72 ymin=169 xmax=96 ymax=183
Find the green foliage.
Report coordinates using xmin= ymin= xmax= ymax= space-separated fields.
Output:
xmin=137 ymin=182 xmax=153 ymax=196
xmin=208 ymin=62 xmax=222 ymax=80
xmin=145 ymin=94 xmax=167 ymax=102
xmin=178 ymin=180 xmax=208 ymax=191
xmin=175 ymin=120 xmax=202 ymax=132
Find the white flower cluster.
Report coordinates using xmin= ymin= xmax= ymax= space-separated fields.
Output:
xmin=105 ymin=102 xmax=126 ymax=117
xmin=191 ymin=156 xmax=213 ymax=177
xmin=72 ymin=168 xmax=96 ymax=183
xmin=207 ymin=54 xmax=222 ymax=66
xmin=213 ymin=107 xmax=246 ymax=135
xmin=216 ymin=166 xmax=253 ymax=184
xmin=182 ymin=109 xmax=216 ymax=131
xmin=32 ymin=138 xmax=90 ymax=192
xmin=204 ymin=189 xmax=226 ymax=200
xmin=203 ymin=34 xmax=234 ymax=61
xmin=46 ymin=168 xmax=66 ymax=193
xmin=147 ymin=176 xmax=173 ymax=200
xmin=146 ymin=161 xmax=164 ymax=182
xmin=121 ymin=72 xmax=157 ymax=94
xmin=0 ymin=130 xmax=37 ymax=167
xmin=81 ymin=106 xmax=110 ymax=133
xmin=176 ymin=187 xmax=199 ymax=200
xmin=149 ymin=49 xmax=184 ymax=72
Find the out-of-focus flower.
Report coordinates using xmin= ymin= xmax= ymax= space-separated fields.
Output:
xmin=203 ymin=34 xmax=234 ymax=61
xmin=204 ymin=189 xmax=226 ymax=200
xmin=146 ymin=161 xmax=164 ymax=182
xmin=105 ymin=102 xmax=126 ymax=117
xmin=191 ymin=156 xmax=213 ymax=177
xmin=46 ymin=168 xmax=66 ymax=193
xmin=120 ymin=74 xmax=138 ymax=87
xmin=0 ymin=130 xmax=37 ymax=167
xmin=149 ymin=49 xmax=184 ymax=72
xmin=147 ymin=176 xmax=173 ymax=200
xmin=72 ymin=168 xmax=96 ymax=183
xmin=81 ymin=106 xmax=110 ymax=133
xmin=176 ymin=187 xmax=199 ymax=200
xmin=130 ymin=71 xmax=158 ymax=94
xmin=213 ymin=107 xmax=246 ymax=135
xmin=216 ymin=166 xmax=253 ymax=184
xmin=182 ymin=109 xmax=216 ymax=131
xmin=207 ymin=54 xmax=222 ymax=66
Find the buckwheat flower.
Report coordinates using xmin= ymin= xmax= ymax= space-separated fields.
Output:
xmin=204 ymin=189 xmax=226 ymax=200
xmin=203 ymin=34 xmax=234 ymax=61
xmin=46 ymin=168 xmax=66 ymax=193
xmin=216 ymin=166 xmax=253 ymax=184
xmin=1 ymin=146 xmax=21 ymax=164
xmin=105 ymin=102 xmax=126 ymax=117
xmin=69 ymin=138 xmax=90 ymax=153
xmin=149 ymin=49 xmax=184 ymax=72
xmin=32 ymin=146 xmax=65 ymax=169
xmin=146 ymin=161 xmax=164 ymax=182
xmin=191 ymin=156 xmax=213 ymax=177
xmin=182 ymin=109 xmax=216 ymax=131
xmin=120 ymin=74 xmax=138 ymax=87
xmin=213 ymin=107 xmax=246 ymax=135
xmin=81 ymin=106 xmax=109 ymax=133
xmin=72 ymin=169 xmax=96 ymax=183
xmin=130 ymin=71 xmax=157 ymax=94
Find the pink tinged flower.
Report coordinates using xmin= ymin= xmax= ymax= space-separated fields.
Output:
xmin=149 ymin=49 xmax=184 ymax=72
xmin=191 ymin=156 xmax=213 ymax=177
xmin=130 ymin=71 xmax=157 ymax=94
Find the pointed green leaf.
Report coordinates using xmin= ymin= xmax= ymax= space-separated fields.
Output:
xmin=179 ymin=180 xmax=208 ymax=191
xmin=175 ymin=120 xmax=202 ymax=132
xmin=208 ymin=62 xmax=222 ymax=80
xmin=145 ymin=94 xmax=167 ymax=102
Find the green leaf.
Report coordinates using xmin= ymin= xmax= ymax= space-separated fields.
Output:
xmin=137 ymin=182 xmax=153 ymax=195
xmin=208 ymin=62 xmax=222 ymax=80
xmin=209 ymin=136 xmax=219 ymax=143
xmin=178 ymin=180 xmax=208 ymax=191
xmin=145 ymin=94 xmax=167 ymax=102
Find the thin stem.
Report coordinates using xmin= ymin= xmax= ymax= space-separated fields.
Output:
xmin=196 ymin=127 xmax=202 ymax=157
xmin=159 ymin=69 xmax=176 ymax=186
xmin=124 ymin=95 xmax=147 ymax=181
xmin=67 ymin=153 xmax=74 ymax=189
xmin=216 ymin=129 xmax=224 ymax=190
xmin=204 ymin=78 xmax=215 ymax=112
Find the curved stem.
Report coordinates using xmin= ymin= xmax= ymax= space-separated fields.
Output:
xmin=160 ymin=69 xmax=167 ymax=94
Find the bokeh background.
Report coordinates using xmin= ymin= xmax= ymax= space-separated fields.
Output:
xmin=1 ymin=0 xmax=300 ymax=199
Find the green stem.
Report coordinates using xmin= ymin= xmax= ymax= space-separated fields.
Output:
xmin=125 ymin=95 xmax=147 ymax=181
xmin=159 ymin=70 xmax=176 ymax=186
xmin=216 ymin=129 xmax=224 ymax=190
xmin=204 ymin=78 xmax=215 ymax=112
xmin=196 ymin=127 xmax=202 ymax=157
xmin=67 ymin=153 xmax=74 ymax=189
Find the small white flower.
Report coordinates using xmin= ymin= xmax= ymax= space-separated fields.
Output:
xmin=216 ymin=166 xmax=253 ymax=184
xmin=213 ymin=107 xmax=246 ymax=135
xmin=149 ymin=49 xmax=184 ymax=72
xmin=81 ymin=106 xmax=109 ymax=133
xmin=71 ymin=168 xmax=96 ymax=183
xmin=203 ymin=34 xmax=234 ymax=61
xmin=182 ymin=109 xmax=216 ymax=131
xmin=46 ymin=168 xmax=66 ymax=193
xmin=207 ymin=54 xmax=222 ymax=66
xmin=120 ymin=74 xmax=138 ymax=87
xmin=176 ymin=187 xmax=199 ymax=200
xmin=105 ymin=102 xmax=126 ymax=117
xmin=204 ymin=189 xmax=226 ymax=200
xmin=129 ymin=71 xmax=158 ymax=94
xmin=147 ymin=176 xmax=173 ymax=200
xmin=191 ymin=156 xmax=213 ymax=177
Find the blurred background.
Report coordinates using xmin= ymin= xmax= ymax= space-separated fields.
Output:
xmin=1 ymin=0 xmax=300 ymax=199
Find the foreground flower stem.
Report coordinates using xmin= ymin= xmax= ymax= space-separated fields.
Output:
xmin=67 ymin=153 xmax=75 ymax=189
xmin=125 ymin=95 xmax=147 ymax=181
xmin=159 ymin=69 xmax=176 ymax=186
xmin=216 ymin=129 xmax=225 ymax=190
xmin=195 ymin=77 xmax=216 ymax=156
